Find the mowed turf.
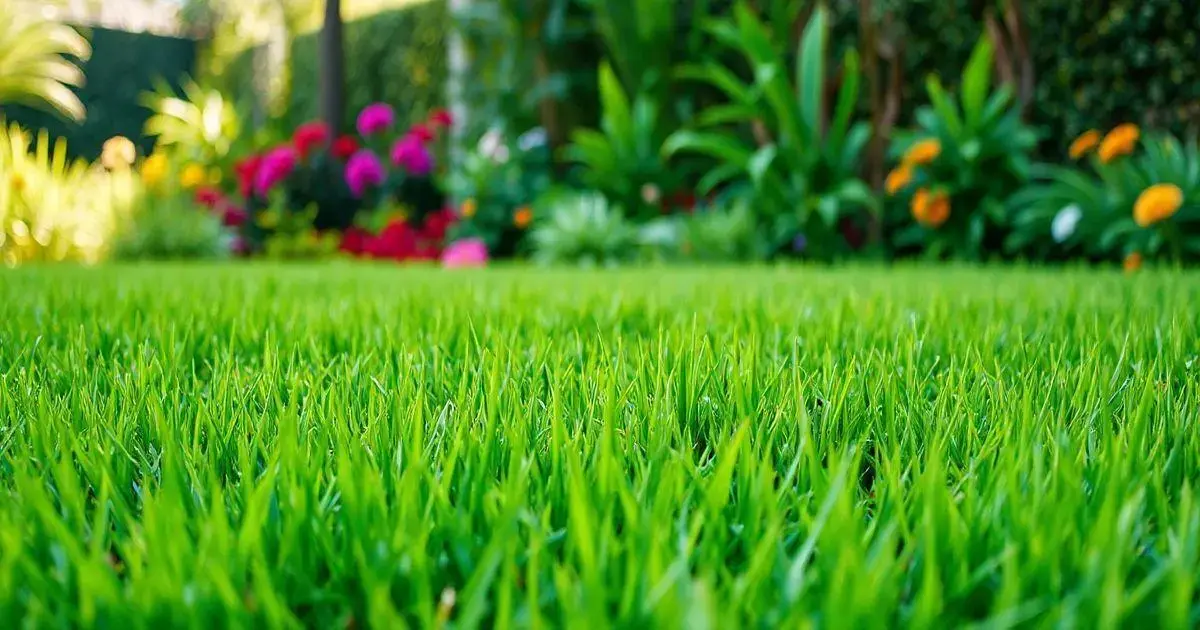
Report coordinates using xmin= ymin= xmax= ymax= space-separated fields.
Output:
xmin=1 ymin=264 xmax=1198 ymax=628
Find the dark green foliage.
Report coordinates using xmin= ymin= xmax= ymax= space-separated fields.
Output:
xmin=3 ymin=26 xmax=197 ymax=160
xmin=222 ymin=3 xmax=448 ymax=134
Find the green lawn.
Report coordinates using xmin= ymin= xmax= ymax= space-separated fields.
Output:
xmin=2 ymin=264 xmax=1198 ymax=627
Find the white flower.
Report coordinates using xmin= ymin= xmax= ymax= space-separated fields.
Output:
xmin=1051 ymin=204 xmax=1082 ymax=243
xmin=640 ymin=183 xmax=661 ymax=205
xmin=477 ymin=128 xmax=508 ymax=163
xmin=517 ymin=127 xmax=547 ymax=152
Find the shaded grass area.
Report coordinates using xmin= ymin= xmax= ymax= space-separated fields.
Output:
xmin=1 ymin=263 xmax=1199 ymax=627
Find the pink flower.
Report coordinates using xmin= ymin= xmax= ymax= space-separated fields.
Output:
xmin=356 ymin=103 xmax=395 ymax=137
xmin=441 ymin=238 xmax=488 ymax=268
xmin=345 ymin=150 xmax=386 ymax=198
xmin=293 ymin=121 xmax=330 ymax=159
xmin=390 ymin=135 xmax=433 ymax=176
xmin=234 ymin=154 xmax=263 ymax=198
xmin=253 ymin=146 xmax=297 ymax=197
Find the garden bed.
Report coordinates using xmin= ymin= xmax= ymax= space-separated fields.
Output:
xmin=1 ymin=264 xmax=1198 ymax=625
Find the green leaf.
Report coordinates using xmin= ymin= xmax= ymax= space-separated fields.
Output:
xmin=748 ymin=145 xmax=777 ymax=187
xmin=926 ymin=76 xmax=964 ymax=140
xmin=961 ymin=35 xmax=994 ymax=131
xmin=797 ymin=6 xmax=829 ymax=139
xmin=662 ymin=130 xmax=753 ymax=166
xmin=828 ymin=49 xmax=861 ymax=154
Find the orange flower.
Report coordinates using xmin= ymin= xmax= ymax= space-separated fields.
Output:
xmin=911 ymin=188 xmax=950 ymax=228
xmin=885 ymin=164 xmax=914 ymax=195
xmin=460 ymin=198 xmax=477 ymax=218
xmin=1133 ymin=183 xmax=1183 ymax=227
xmin=1098 ymin=124 xmax=1140 ymax=163
xmin=1068 ymin=130 xmax=1101 ymax=159
xmin=1123 ymin=252 xmax=1143 ymax=273
xmin=903 ymin=139 xmax=941 ymax=165
xmin=513 ymin=206 xmax=533 ymax=229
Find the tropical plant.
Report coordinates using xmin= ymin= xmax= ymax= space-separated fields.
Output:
xmin=1 ymin=123 xmax=136 ymax=265
xmin=1010 ymin=130 xmax=1200 ymax=263
xmin=663 ymin=4 xmax=875 ymax=259
xmin=564 ymin=62 xmax=680 ymax=221
xmin=884 ymin=35 xmax=1037 ymax=260
xmin=141 ymin=79 xmax=241 ymax=165
xmin=0 ymin=11 xmax=91 ymax=122
xmin=531 ymin=190 xmax=638 ymax=266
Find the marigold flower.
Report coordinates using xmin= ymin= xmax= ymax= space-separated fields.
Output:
xmin=903 ymin=139 xmax=941 ymax=165
xmin=885 ymin=164 xmax=914 ymax=195
xmin=1133 ymin=183 xmax=1183 ymax=227
xmin=1068 ymin=130 xmax=1101 ymax=160
xmin=514 ymin=206 xmax=533 ymax=229
xmin=180 ymin=163 xmax=207 ymax=190
xmin=911 ymin=188 xmax=950 ymax=228
xmin=140 ymin=153 xmax=168 ymax=188
xmin=1123 ymin=252 xmax=1143 ymax=273
xmin=460 ymin=198 xmax=477 ymax=218
xmin=1098 ymin=124 xmax=1139 ymax=163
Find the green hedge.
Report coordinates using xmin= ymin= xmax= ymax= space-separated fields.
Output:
xmin=4 ymin=26 xmax=197 ymax=160
xmin=223 ymin=1 xmax=448 ymax=134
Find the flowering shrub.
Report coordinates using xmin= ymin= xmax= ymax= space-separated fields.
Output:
xmin=232 ymin=104 xmax=458 ymax=261
xmin=1010 ymin=128 xmax=1200 ymax=265
xmin=885 ymin=36 xmax=1036 ymax=260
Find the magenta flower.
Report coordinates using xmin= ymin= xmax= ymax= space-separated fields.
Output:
xmin=357 ymin=103 xmax=395 ymax=137
xmin=391 ymin=134 xmax=434 ymax=176
xmin=345 ymin=150 xmax=386 ymax=198
xmin=441 ymin=238 xmax=489 ymax=268
xmin=253 ymin=146 xmax=297 ymax=197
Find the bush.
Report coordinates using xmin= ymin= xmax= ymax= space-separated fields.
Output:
xmin=1009 ymin=128 xmax=1200 ymax=264
xmin=233 ymin=105 xmax=457 ymax=261
xmin=884 ymin=36 xmax=1036 ymax=260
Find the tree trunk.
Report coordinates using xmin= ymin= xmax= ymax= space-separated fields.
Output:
xmin=320 ymin=0 xmax=345 ymax=132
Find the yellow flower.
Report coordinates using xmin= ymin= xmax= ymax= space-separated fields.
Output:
xmin=1098 ymin=124 xmax=1140 ymax=163
xmin=911 ymin=188 xmax=950 ymax=228
xmin=461 ymin=198 xmax=477 ymax=218
xmin=903 ymin=139 xmax=941 ymax=165
xmin=101 ymin=136 xmax=136 ymax=170
xmin=9 ymin=172 xmax=26 ymax=193
xmin=514 ymin=206 xmax=533 ymax=229
xmin=180 ymin=163 xmax=207 ymax=190
xmin=1133 ymin=183 xmax=1183 ymax=227
xmin=885 ymin=164 xmax=914 ymax=195
xmin=140 ymin=153 xmax=168 ymax=188
xmin=1068 ymin=130 xmax=1101 ymax=160
xmin=1123 ymin=252 xmax=1143 ymax=273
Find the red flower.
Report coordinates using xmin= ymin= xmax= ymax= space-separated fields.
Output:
xmin=420 ymin=208 xmax=458 ymax=243
xmin=234 ymin=155 xmax=263 ymax=198
xmin=194 ymin=186 xmax=223 ymax=208
xmin=293 ymin=121 xmax=331 ymax=159
xmin=409 ymin=123 xmax=435 ymax=144
xmin=222 ymin=205 xmax=248 ymax=228
xmin=365 ymin=219 xmax=418 ymax=260
xmin=429 ymin=108 xmax=454 ymax=128
xmin=339 ymin=227 xmax=369 ymax=255
xmin=332 ymin=135 xmax=359 ymax=161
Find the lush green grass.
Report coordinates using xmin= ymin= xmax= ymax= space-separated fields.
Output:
xmin=1 ymin=264 xmax=1198 ymax=628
